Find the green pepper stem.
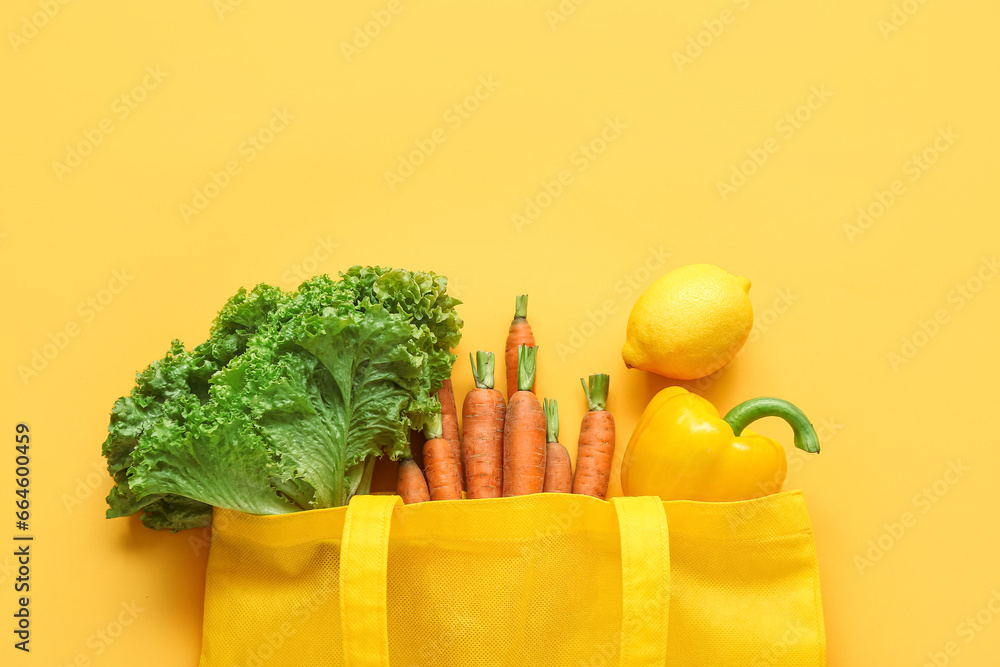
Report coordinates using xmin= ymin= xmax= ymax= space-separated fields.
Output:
xmin=423 ymin=406 xmax=443 ymax=440
xmin=543 ymin=398 xmax=559 ymax=443
xmin=723 ymin=397 xmax=820 ymax=454
xmin=514 ymin=294 xmax=528 ymax=320
xmin=581 ymin=373 xmax=609 ymax=412
xmin=470 ymin=350 xmax=495 ymax=389
xmin=517 ymin=344 xmax=537 ymax=393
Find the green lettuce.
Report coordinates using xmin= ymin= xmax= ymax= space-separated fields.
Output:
xmin=103 ymin=266 xmax=461 ymax=531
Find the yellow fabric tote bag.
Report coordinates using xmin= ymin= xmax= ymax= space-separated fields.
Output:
xmin=199 ymin=490 xmax=825 ymax=666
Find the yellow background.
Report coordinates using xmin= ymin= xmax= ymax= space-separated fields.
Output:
xmin=2 ymin=1 xmax=998 ymax=665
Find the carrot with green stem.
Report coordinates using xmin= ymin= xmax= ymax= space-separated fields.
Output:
xmin=542 ymin=398 xmax=572 ymax=493
xmin=505 ymin=295 xmax=535 ymax=400
xmin=436 ymin=378 xmax=464 ymax=490
xmin=503 ymin=345 xmax=546 ymax=497
xmin=572 ymin=373 xmax=615 ymax=499
xmin=462 ymin=351 xmax=506 ymax=498
xmin=423 ymin=407 xmax=463 ymax=500
xmin=396 ymin=459 xmax=430 ymax=504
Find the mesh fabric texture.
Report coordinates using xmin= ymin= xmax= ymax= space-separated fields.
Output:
xmin=199 ymin=490 xmax=825 ymax=666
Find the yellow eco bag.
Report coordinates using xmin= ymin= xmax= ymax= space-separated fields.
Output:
xmin=199 ymin=491 xmax=825 ymax=666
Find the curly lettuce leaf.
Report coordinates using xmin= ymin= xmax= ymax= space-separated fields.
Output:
xmin=103 ymin=285 xmax=290 ymax=530
xmin=128 ymin=403 xmax=300 ymax=516
xmin=102 ymin=341 xmax=217 ymax=528
xmin=201 ymin=283 xmax=287 ymax=364
xmin=293 ymin=301 xmax=432 ymax=473
xmin=132 ymin=495 xmax=214 ymax=531
xmin=337 ymin=266 xmax=463 ymax=351
xmin=103 ymin=266 xmax=462 ymax=530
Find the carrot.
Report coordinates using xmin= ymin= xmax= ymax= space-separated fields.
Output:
xmin=436 ymin=378 xmax=464 ymax=490
xmin=462 ymin=351 xmax=506 ymax=499
xmin=505 ymin=294 xmax=535 ymax=400
xmin=542 ymin=398 xmax=572 ymax=493
xmin=572 ymin=373 xmax=615 ymax=499
xmin=502 ymin=345 xmax=546 ymax=497
xmin=423 ymin=408 xmax=463 ymax=500
xmin=396 ymin=458 xmax=430 ymax=504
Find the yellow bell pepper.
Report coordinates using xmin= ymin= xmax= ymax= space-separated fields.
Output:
xmin=621 ymin=388 xmax=819 ymax=502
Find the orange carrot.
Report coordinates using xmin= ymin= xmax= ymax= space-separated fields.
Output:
xmin=505 ymin=295 xmax=535 ymax=400
xmin=423 ymin=409 xmax=463 ymax=500
xmin=396 ymin=459 xmax=430 ymax=504
xmin=503 ymin=345 xmax=546 ymax=497
xmin=462 ymin=351 xmax=506 ymax=499
xmin=436 ymin=378 xmax=464 ymax=490
xmin=572 ymin=373 xmax=615 ymax=499
xmin=542 ymin=398 xmax=572 ymax=493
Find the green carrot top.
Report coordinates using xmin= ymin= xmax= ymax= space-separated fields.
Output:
xmin=543 ymin=398 xmax=559 ymax=443
xmin=517 ymin=344 xmax=537 ymax=393
xmin=581 ymin=373 xmax=609 ymax=412
xmin=422 ymin=404 xmax=443 ymax=440
xmin=469 ymin=350 xmax=496 ymax=390
xmin=514 ymin=294 xmax=528 ymax=319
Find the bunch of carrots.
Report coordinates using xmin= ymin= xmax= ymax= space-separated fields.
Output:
xmin=396 ymin=295 xmax=616 ymax=504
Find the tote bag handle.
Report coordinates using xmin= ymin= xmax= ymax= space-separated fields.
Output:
xmin=339 ymin=495 xmax=670 ymax=667
xmin=611 ymin=495 xmax=671 ymax=667
xmin=339 ymin=494 xmax=402 ymax=667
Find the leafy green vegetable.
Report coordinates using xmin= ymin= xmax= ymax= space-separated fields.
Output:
xmin=103 ymin=266 xmax=462 ymax=531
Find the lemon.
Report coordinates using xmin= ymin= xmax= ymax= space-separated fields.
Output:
xmin=622 ymin=264 xmax=753 ymax=380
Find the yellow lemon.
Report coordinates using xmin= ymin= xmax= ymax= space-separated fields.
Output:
xmin=622 ymin=264 xmax=753 ymax=380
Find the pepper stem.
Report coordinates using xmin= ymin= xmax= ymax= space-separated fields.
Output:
xmin=723 ymin=397 xmax=820 ymax=454
xmin=423 ymin=405 xmax=443 ymax=440
xmin=543 ymin=398 xmax=559 ymax=443
xmin=469 ymin=350 xmax=495 ymax=389
xmin=517 ymin=344 xmax=537 ymax=393
xmin=581 ymin=373 xmax=609 ymax=412
xmin=514 ymin=294 xmax=528 ymax=319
